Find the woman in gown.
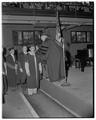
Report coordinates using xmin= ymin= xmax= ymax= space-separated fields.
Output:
xmin=17 ymin=46 xmax=28 ymax=85
xmin=26 ymin=45 xmax=40 ymax=95
xmin=6 ymin=48 xmax=17 ymax=88
xmin=2 ymin=48 xmax=8 ymax=103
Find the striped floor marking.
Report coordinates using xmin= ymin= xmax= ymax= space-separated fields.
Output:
xmin=40 ymin=89 xmax=81 ymax=118
xmin=19 ymin=92 xmax=39 ymax=118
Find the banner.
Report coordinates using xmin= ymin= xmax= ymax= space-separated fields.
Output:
xmin=56 ymin=10 xmax=62 ymax=44
xmin=56 ymin=10 xmax=66 ymax=81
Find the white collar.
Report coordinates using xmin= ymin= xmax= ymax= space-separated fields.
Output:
xmin=29 ymin=52 xmax=35 ymax=56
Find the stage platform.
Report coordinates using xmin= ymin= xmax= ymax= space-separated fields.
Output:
xmin=40 ymin=66 xmax=93 ymax=117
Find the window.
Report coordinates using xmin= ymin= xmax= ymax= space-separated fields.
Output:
xmin=77 ymin=32 xmax=86 ymax=42
xmin=23 ymin=31 xmax=34 ymax=44
xmin=71 ymin=31 xmax=77 ymax=43
xmin=18 ymin=31 xmax=22 ymax=45
xmin=87 ymin=31 xmax=91 ymax=42
xmin=71 ymin=31 xmax=92 ymax=43
xmin=13 ymin=30 xmax=42 ymax=45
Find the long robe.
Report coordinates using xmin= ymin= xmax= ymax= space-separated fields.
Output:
xmin=2 ymin=56 xmax=8 ymax=94
xmin=6 ymin=54 xmax=17 ymax=87
xmin=38 ymin=39 xmax=65 ymax=82
xmin=47 ymin=40 xmax=65 ymax=82
xmin=17 ymin=53 xmax=28 ymax=84
xmin=27 ymin=54 xmax=39 ymax=88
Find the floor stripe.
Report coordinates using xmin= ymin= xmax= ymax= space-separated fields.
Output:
xmin=40 ymin=89 xmax=81 ymax=118
xmin=19 ymin=92 xmax=39 ymax=118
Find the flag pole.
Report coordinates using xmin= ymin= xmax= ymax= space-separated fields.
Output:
xmin=56 ymin=7 xmax=66 ymax=83
xmin=62 ymin=36 xmax=66 ymax=82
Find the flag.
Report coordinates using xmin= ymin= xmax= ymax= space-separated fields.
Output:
xmin=56 ymin=10 xmax=66 ymax=81
xmin=56 ymin=10 xmax=62 ymax=44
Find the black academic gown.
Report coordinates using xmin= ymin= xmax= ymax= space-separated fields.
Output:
xmin=47 ymin=39 xmax=65 ymax=82
xmin=27 ymin=53 xmax=39 ymax=89
xmin=6 ymin=54 xmax=17 ymax=87
xmin=38 ymin=38 xmax=65 ymax=82
xmin=17 ymin=52 xmax=28 ymax=84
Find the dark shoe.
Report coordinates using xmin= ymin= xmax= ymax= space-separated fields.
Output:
xmin=17 ymin=83 xmax=21 ymax=85
xmin=23 ymin=89 xmax=28 ymax=95
xmin=22 ymin=82 xmax=27 ymax=85
xmin=61 ymin=82 xmax=71 ymax=87
xmin=81 ymin=68 xmax=84 ymax=72
xmin=3 ymin=95 xmax=5 ymax=104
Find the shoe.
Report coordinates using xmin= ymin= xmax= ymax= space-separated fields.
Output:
xmin=17 ymin=83 xmax=21 ymax=85
xmin=61 ymin=82 xmax=71 ymax=87
xmin=28 ymin=89 xmax=33 ymax=95
xmin=33 ymin=88 xmax=37 ymax=94
xmin=2 ymin=95 xmax=5 ymax=104
xmin=53 ymin=81 xmax=61 ymax=86
xmin=22 ymin=82 xmax=27 ymax=85
xmin=46 ymin=78 xmax=50 ymax=81
xmin=23 ymin=89 xmax=28 ymax=95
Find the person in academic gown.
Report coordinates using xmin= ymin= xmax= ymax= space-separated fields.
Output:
xmin=38 ymin=33 xmax=65 ymax=82
xmin=17 ymin=46 xmax=28 ymax=85
xmin=6 ymin=48 xmax=17 ymax=88
xmin=65 ymin=43 xmax=72 ymax=82
xmin=2 ymin=47 xmax=8 ymax=103
xmin=26 ymin=45 xmax=40 ymax=95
